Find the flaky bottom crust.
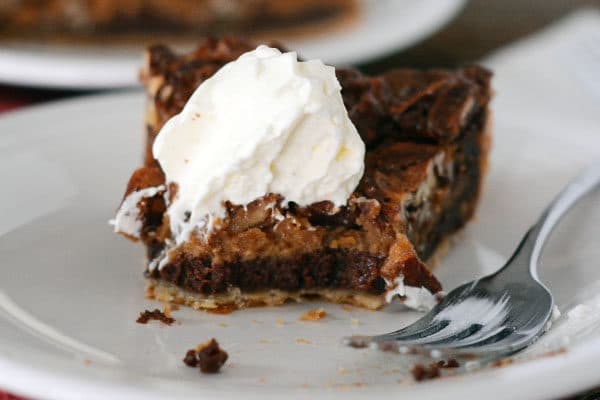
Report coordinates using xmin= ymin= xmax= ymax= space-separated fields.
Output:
xmin=144 ymin=230 xmax=463 ymax=312
xmin=146 ymin=279 xmax=387 ymax=310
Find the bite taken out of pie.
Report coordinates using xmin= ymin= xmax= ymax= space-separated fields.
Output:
xmin=111 ymin=37 xmax=492 ymax=312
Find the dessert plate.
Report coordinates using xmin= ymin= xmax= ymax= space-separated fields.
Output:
xmin=0 ymin=0 xmax=465 ymax=89
xmin=1 ymin=75 xmax=600 ymax=399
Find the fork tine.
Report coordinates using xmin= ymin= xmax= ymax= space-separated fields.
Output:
xmin=368 ymin=339 xmax=512 ymax=361
xmin=449 ymin=325 xmax=514 ymax=347
xmin=380 ymin=321 xmax=506 ymax=348
xmin=418 ymin=325 xmax=514 ymax=349
xmin=382 ymin=294 xmax=511 ymax=345
xmin=442 ymin=307 xmax=549 ymax=351
xmin=368 ymin=287 xmax=481 ymax=343
xmin=463 ymin=332 xmax=537 ymax=354
xmin=343 ymin=318 xmax=443 ymax=348
xmin=362 ymin=325 xmax=534 ymax=362
xmin=392 ymin=322 xmax=484 ymax=346
xmin=403 ymin=323 xmax=488 ymax=347
xmin=369 ymin=319 xmax=448 ymax=343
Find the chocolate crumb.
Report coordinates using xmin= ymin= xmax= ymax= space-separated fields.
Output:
xmin=183 ymin=349 xmax=198 ymax=367
xmin=136 ymin=309 xmax=175 ymax=325
xmin=411 ymin=364 xmax=440 ymax=381
xmin=378 ymin=341 xmax=400 ymax=353
xmin=183 ymin=339 xmax=228 ymax=373
xmin=197 ymin=339 xmax=228 ymax=373
xmin=346 ymin=336 xmax=369 ymax=348
xmin=544 ymin=348 xmax=567 ymax=357
xmin=491 ymin=358 xmax=513 ymax=368
xmin=300 ymin=308 xmax=327 ymax=321
xmin=411 ymin=359 xmax=459 ymax=381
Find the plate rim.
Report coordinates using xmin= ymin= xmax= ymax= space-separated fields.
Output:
xmin=0 ymin=324 xmax=599 ymax=400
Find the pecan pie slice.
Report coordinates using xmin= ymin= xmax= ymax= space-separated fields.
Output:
xmin=114 ymin=37 xmax=492 ymax=311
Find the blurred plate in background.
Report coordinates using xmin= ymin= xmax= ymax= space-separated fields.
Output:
xmin=0 ymin=0 xmax=465 ymax=90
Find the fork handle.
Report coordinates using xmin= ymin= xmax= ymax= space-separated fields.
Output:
xmin=512 ymin=161 xmax=600 ymax=279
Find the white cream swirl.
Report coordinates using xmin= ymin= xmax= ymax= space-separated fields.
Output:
xmin=153 ymin=45 xmax=365 ymax=244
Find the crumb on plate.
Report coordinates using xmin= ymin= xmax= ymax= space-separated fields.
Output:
xmin=300 ymin=308 xmax=327 ymax=321
xmin=436 ymin=359 xmax=460 ymax=368
xmin=183 ymin=339 xmax=228 ymax=373
xmin=136 ymin=309 xmax=175 ymax=325
xmin=411 ymin=363 xmax=440 ymax=381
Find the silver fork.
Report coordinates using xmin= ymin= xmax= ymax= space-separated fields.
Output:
xmin=346 ymin=162 xmax=600 ymax=359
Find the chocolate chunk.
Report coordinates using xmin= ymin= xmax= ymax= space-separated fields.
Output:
xmin=197 ymin=339 xmax=229 ymax=373
xmin=438 ymin=358 xmax=460 ymax=368
xmin=136 ymin=309 xmax=175 ymax=325
xmin=183 ymin=350 xmax=198 ymax=367
xmin=411 ymin=363 xmax=440 ymax=381
xmin=183 ymin=339 xmax=229 ymax=374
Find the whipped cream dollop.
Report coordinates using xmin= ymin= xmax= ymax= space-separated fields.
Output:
xmin=385 ymin=277 xmax=439 ymax=311
xmin=153 ymin=45 xmax=365 ymax=243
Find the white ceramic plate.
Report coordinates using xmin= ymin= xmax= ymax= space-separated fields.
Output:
xmin=1 ymin=57 xmax=600 ymax=399
xmin=0 ymin=0 xmax=465 ymax=89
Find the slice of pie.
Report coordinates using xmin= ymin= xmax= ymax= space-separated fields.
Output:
xmin=112 ymin=37 xmax=492 ymax=311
